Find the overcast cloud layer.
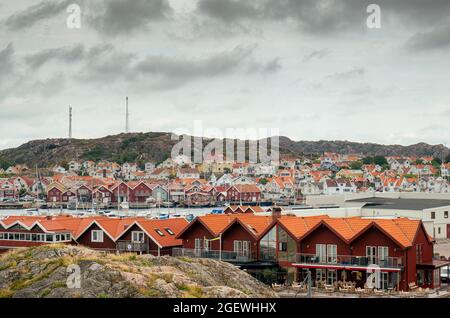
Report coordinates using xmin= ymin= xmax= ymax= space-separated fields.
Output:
xmin=0 ymin=0 xmax=450 ymax=150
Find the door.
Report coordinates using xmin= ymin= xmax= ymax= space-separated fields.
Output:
xmin=242 ymin=241 xmax=250 ymax=257
xmin=316 ymin=244 xmax=326 ymax=263
xmin=194 ymin=238 xmax=202 ymax=256
xmin=447 ymin=224 xmax=450 ymax=239
xmin=378 ymin=246 xmax=389 ymax=266
xmin=327 ymin=244 xmax=337 ymax=264
xmin=366 ymin=246 xmax=377 ymax=265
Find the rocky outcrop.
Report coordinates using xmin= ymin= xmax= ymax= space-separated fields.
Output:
xmin=0 ymin=245 xmax=277 ymax=298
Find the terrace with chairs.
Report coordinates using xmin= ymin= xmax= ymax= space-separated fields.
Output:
xmin=172 ymin=247 xmax=257 ymax=263
xmin=273 ymin=280 xmax=449 ymax=298
xmin=293 ymin=253 xmax=403 ymax=271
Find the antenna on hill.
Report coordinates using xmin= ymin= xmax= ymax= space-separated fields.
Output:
xmin=69 ymin=106 xmax=72 ymax=139
xmin=125 ymin=97 xmax=130 ymax=133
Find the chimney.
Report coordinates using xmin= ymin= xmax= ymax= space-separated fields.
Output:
xmin=272 ymin=207 xmax=282 ymax=221
xmin=46 ymin=215 xmax=52 ymax=220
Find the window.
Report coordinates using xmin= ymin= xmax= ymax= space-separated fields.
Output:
xmin=378 ymin=246 xmax=389 ymax=266
xmin=327 ymin=269 xmax=337 ymax=284
xmin=164 ymin=228 xmax=175 ymax=235
xmin=194 ymin=238 xmax=202 ymax=255
xmin=0 ymin=233 xmax=3 ymax=240
xmin=366 ymin=246 xmax=377 ymax=264
xmin=431 ymin=212 xmax=436 ymax=219
xmin=316 ymin=269 xmax=325 ymax=282
xmin=91 ymin=230 xmax=104 ymax=243
xmin=438 ymin=227 xmax=441 ymax=235
xmin=154 ymin=229 xmax=165 ymax=236
xmin=327 ymin=244 xmax=337 ymax=264
xmin=316 ymin=244 xmax=327 ymax=263
xmin=234 ymin=240 xmax=243 ymax=254
xmin=132 ymin=231 xmax=145 ymax=243
xmin=278 ymin=242 xmax=287 ymax=252
xmin=204 ymin=239 xmax=210 ymax=251
xmin=445 ymin=211 xmax=448 ymax=219
xmin=416 ymin=244 xmax=423 ymax=263
xmin=46 ymin=234 xmax=53 ymax=242
xmin=243 ymin=241 xmax=250 ymax=257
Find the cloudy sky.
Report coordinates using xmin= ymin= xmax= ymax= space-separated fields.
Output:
xmin=1 ymin=0 xmax=450 ymax=150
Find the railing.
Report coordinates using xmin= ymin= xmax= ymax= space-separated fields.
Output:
xmin=172 ymin=248 xmax=256 ymax=263
xmin=295 ymin=253 xmax=403 ymax=269
xmin=117 ymin=241 xmax=147 ymax=252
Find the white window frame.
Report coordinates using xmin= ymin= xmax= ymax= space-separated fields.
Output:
xmin=243 ymin=241 xmax=250 ymax=257
xmin=234 ymin=240 xmax=243 ymax=255
xmin=316 ymin=244 xmax=327 ymax=263
xmin=326 ymin=244 xmax=337 ymax=264
xmin=366 ymin=246 xmax=377 ymax=264
xmin=131 ymin=231 xmax=145 ymax=243
xmin=91 ymin=230 xmax=104 ymax=243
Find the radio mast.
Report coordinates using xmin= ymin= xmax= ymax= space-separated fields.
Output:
xmin=69 ymin=106 xmax=72 ymax=139
xmin=125 ymin=97 xmax=129 ymax=133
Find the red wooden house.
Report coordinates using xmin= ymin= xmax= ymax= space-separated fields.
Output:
xmin=225 ymin=184 xmax=261 ymax=203
xmin=47 ymin=182 xmax=66 ymax=203
xmin=110 ymin=181 xmax=131 ymax=203
xmin=176 ymin=213 xmax=448 ymax=291
xmin=127 ymin=181 xmax=153 ymax=203
xmin=93 ymin=185 xmax=113 ymax=204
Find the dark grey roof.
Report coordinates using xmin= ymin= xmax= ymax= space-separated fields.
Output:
xmin=347 ymin=197 xmax=450 ymax=210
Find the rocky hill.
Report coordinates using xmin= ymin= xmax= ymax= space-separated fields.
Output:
xmin=0 ymin=131 xmax=448 ymax=168
xmin=0 ymin=245 xmax=276 ymax=298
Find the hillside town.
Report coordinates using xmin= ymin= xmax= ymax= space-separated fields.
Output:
xmin=1 ymin=152 xmax=450 ymax=208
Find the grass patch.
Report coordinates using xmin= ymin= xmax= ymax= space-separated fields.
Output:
xmin=97 ymin=293 xmax=109 ymax=298
xmin=0 ymin=289 xmax=14 ymax=298
xmin=51 ymin=281 xmax=67 ymax=289
xmin=41 ymin=288 xmax=51 ymax=297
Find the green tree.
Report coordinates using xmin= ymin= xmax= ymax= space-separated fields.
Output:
xmin=415 ymin=159 xmax=424 ymax=165
xmin=432 ymin=157 xmax=442 ymax=169
xmin=259 ymin=178 xmax=268 ymax=185
xmin=362 ymin=157 xmax=374 ymax=164
xmin=373 ymin=156 xmax=388 ymax=166
xmin=349 ymin=161 xmax=363 ymax=170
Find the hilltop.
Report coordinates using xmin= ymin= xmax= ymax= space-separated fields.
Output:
xmin=0 ymin=131 xmax=448 ymax=168
xmin=0 ymin=245 xmax=276 ymax=298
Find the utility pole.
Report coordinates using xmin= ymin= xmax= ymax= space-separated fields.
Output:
xmin=125 ymin=97 xmax=129 ymax=133
xmin=69 ymin=106 xmax=72 ymax=139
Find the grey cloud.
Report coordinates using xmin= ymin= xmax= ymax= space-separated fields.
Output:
xmin=4 ymin=0 xmax=71 ymax=30
xmin=197 ymin=0 xmax=450 ymax=37
xmin=247 ymin=58 xmax=281 ymax=74
xmin=25 ymin=44 xmax=85 ymax=69
xmin=302 ymin=49 xmax=330 ymax=62
xmin=197 ymin=0 xmax=263 ymax=22
xmin=406 ymin=22 xmax=450 ymax=52
xmin=77 ymin=49 xmax=136 ymax=83
xmin=136 ymin=45 xmax=255 ymax=81
xmin=88 ymin=0 xmax=171 ymax=36
xmin=327 ymin=68 xmax=366 ymax=80
xmin=0 ymin=43 xmax=14 ymax=76
xmin=197 ymin=0 xmax=370 ymax=34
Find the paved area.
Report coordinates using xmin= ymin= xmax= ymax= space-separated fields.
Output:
xmin=277 ymin=284 xmax=450 ymax=298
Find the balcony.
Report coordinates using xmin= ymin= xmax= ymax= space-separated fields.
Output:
xmin=172 ymin=248 xmax=256 ymax=263
xmin=117 ymin=241 xmax=147 ymax=253
xmin=295 ymin=253 xmax=403 ymax=269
